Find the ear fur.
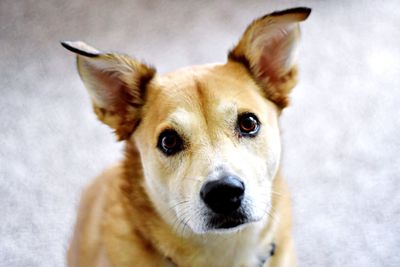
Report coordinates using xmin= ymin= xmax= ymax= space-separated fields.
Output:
xmin=228 ymin=7 xmax=311 ymax=108
xmin=61 ymin=41 xmax=156 ymax=140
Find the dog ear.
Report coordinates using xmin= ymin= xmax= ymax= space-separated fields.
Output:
xmin=61 ymin=41 xmax=156 ymax=140
xmin=228 ymin=7 xmax=311 ymax=108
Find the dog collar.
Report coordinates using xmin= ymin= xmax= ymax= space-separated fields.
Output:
xmin=166 ymin=242 xmax=276 ymax=267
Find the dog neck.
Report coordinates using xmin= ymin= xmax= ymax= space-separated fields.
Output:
xmin=121 ymin=142 xmax=276 ymax=267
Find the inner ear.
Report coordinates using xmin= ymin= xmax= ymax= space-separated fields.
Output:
xmin=256 ymin=23 xmax=299 ymax=82
xmin=77 ymin=57 xmax=150 ymax=110
xmin=228 ymin=7 xmax=311 ymax=109
xmin=61 ymin=41 xmax=156 ymax=140
xmin=78 ymin=55 xmax=156 ymax=140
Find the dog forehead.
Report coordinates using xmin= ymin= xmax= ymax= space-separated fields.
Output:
xmin=141 ymin=62 xmax=271 ymax=132
xmin=150 ymin=62 xmax=261 ymax=108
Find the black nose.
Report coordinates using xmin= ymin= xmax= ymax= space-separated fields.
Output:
xmin=200 ymin=176 xmax=245 ymax=215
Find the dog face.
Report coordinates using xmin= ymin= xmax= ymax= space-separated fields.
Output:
xmin=134 ymin=63 xmax=282 ymax=233
xmin=62 ymin=8 xmax=310 ymax=234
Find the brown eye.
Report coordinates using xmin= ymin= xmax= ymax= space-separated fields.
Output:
xmin=237 ymin=113 xmax=260 ymax=137
xmin=157 ymin=130 xmax=184 ymax=156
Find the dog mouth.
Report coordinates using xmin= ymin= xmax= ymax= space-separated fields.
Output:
xmin=206 ymin=211 xmax=251 ymax=230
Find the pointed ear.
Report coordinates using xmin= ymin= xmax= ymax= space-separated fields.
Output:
xmin=61 ymin=41 xmax=156 ymax=140
xmin=228 ymin=7 xmax=311 ymax=108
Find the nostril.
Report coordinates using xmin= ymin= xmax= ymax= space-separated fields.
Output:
xmin=200 ymin=176 xmax=245 ymax=215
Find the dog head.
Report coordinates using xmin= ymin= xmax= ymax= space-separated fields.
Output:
xmin=62 ymin=7 xmax=310 ymax=234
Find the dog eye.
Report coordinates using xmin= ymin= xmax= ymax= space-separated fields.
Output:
xmin=157 ymin=130 xmax=184 ymax=156
xmin=237 ymin=113 xmax=260 ymax=137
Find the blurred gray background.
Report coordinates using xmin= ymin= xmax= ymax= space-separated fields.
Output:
xmin=1 ymin=0 xmax=399 ymax=266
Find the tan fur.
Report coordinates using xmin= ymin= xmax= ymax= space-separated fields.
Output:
xmin=64 ymin=7 xmax=311 ymax=267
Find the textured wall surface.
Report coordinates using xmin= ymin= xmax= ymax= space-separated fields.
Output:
xmin=1 ymin=1 xmax=399 ymax=266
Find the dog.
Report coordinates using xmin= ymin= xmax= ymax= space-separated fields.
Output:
xmin=62 ymin=7 xmax=311 ymax=267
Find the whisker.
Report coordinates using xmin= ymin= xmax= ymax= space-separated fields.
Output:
xmin=271 ymin=190 xmax=285 ymax=198
xmin=170 ymin=203 xmax=192 ymax=236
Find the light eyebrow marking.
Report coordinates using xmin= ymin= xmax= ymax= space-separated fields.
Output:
xmin=167 ymin=108 xmax=196 ymax=135
xmin=217 ymin=101 xmax=238 ymax=125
